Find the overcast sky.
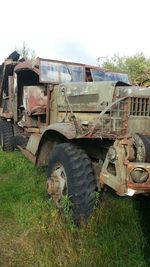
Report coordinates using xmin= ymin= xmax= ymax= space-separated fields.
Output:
xmin=0 ymin=0 xmax=150 ymax=65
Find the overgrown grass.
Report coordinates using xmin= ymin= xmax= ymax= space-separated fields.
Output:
xmin=0 ymin=151 xmax=150 ymax=267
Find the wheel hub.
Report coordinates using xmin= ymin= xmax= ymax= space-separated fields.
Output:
xmin=47 ymin=163 xmax=67 ymax=204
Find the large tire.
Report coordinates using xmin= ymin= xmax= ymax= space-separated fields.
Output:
xmin=47 ymin=143 xmax=96 ymax=225
xmin=10 ymin=135 xmax=28 ymax=149
xmin=11 ymin=125 xmax=28 ymax=149
xmin=0 ymin=120 xmax=3 ymax=145
xmin=1 ymin=121 xmax=14 ymax=151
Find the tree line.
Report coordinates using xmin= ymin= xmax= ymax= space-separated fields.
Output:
xmin=102 ymin=53 xmax=150 ymax=86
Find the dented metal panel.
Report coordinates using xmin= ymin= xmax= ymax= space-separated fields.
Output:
xmin=42 ymin=122 xmax=77 ymax=139
xmin=57 ymin=81 xmax=115 ymax=112
xmin=14 ymin=59 xmax=40 ymax=75
xmin=23 ymin=86 xmax=47 ymax=115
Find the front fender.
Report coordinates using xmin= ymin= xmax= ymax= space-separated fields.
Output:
xmin=41 ymin=122 xmax=77 ymax=140
xmin=35 ymin=122 xmax=77 ymax=166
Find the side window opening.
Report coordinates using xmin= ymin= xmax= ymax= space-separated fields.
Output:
xmin=85 ymin=68 xmax=93 ymax=82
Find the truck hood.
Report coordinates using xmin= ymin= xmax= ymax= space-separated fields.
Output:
xmin=57 ymin=81 xmax=149 ymax=113
xmin=115 ymin=84 xmax=150 ymax=98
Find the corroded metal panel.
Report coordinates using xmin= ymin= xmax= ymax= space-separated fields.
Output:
xmin=23 ymin=86 xmax=47 ymax=115
xmin=14 ymin=59 xmax=39 ymax=75
xmin=57 ymin=81 xmax=115 ymax=112
xmin=99 ymin=139 xmax=150 ymax=195
xmin=26 ymin=133 xmax=41 ymax=155
xmin=42 ymin=122 xmax=77 ymax=139
xmin=116 ymin=85 xmax=150 ymax=97
xmin=128 ymin=117 xmax=150 ymax=135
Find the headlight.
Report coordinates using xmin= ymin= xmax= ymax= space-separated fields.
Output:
xmin=130 ymin=167 xmax=149 ymax=183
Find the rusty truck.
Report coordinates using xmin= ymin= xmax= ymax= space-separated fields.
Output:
xmin=1 ymin=51 xmax=149 ymax=224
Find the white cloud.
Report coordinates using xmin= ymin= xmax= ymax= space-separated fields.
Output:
xmin=0 ymin=0 xmax=150 ymax=63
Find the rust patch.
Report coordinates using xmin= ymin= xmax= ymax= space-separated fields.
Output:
xmin=23 ymin=86 xmax=47 ymax=115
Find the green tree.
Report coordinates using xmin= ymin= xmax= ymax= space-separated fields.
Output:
xmin=102 ymin=53 xmax=150 ymax=85
xmin=16 ymin=41 xmax=36 ymax=60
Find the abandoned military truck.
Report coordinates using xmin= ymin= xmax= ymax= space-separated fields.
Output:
xmin=0 ymin=51 xmax=149 ymax=224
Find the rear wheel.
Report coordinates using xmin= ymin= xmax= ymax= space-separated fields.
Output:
xmin=0 ymin=120 xmax=3 ymax=145
xmin=47 ymin=143 xmax=96 ymax=225
xmin=1 ymin=121 xmax=14 ymax=151
xmin=10 ymin=135 xmax=28 ymax=149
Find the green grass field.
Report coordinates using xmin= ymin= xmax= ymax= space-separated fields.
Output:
xmin=0 ymin=151 xmax=150 ymax=267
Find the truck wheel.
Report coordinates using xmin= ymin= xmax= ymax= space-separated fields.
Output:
xmin=0 ymin=120 xmax=3 ymax=145
xmin=1 ymin=121 xmax=14 ymax=151
xmin=47 ymin=143 xmax=96 ymax=225
xmin=10 ymin=135 xmax=28 ymax=149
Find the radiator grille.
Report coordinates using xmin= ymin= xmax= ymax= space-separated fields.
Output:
xmin=130 ymin=97 xmax=150 ymax=116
